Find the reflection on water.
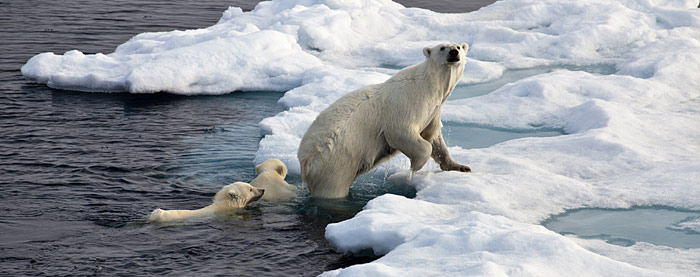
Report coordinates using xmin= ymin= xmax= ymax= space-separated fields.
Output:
xmin=543 ymin=207 xmax=700 ymax=249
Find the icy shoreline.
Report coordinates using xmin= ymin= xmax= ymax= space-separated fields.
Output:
xmin=22 ymin=0 xmax=700 ymax=275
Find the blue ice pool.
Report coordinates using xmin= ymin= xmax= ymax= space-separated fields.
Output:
xmin=449 ymin=64 xmax=617 ymax=100
xmin=543 ymin=207 xmax=700 ymax=248
xmin=443 ymin=122 xmax=564 ymax=149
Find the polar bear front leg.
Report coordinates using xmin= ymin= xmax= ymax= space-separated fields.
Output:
xmin=421 ymin=115 xmax=471 ymax=173
xmin=385 ymin=128 xmax=432 ymax=172
xmin=431 ymin=133 xmax=471 ymax=172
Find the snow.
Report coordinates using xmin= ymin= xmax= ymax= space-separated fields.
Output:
xmin=671 ymin=216 xmax=700 ymax=234
xmin=570 ymin=237 xmax=700 ymax=275
xmin=324 ymin=195 xmax=659 ymax=277
xmin=21 ymin=0 xmax=700 ymax=275
xmin=22 ymin=30 xmax=322 ymax=94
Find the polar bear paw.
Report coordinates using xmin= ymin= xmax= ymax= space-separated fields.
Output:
xmin=441 ymin=162 xmax=472 ymax=173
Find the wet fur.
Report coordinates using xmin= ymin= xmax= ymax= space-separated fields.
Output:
xmin=250 ymin=159 xmax=298 ymax=200
xmin=148 ymin=182 xmax=264 ymax=223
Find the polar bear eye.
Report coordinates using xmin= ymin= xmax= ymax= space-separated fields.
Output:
xmin=440 ymin=46 xmax=445 ymax=51
xmin=457 ymin=46 xmax=460 ymax=49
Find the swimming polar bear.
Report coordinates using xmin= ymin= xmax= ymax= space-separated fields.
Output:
xmin=250 ymin=158 xmax=298 ymax=200
xmin=298 ymin=42 xmax=471 ymax=198
xmin=148 ymin=182 xmax=264 ymax=223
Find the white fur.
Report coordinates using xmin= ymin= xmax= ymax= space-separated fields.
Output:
xmin=148 ymin=182 xmax=264 ymax=223
xmin=298 ymin=43 xmax=471 ymax=198
xmin=250 ymin=158 xmax=298 ymax=200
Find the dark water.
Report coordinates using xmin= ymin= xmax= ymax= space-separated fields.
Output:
xmin=397 ymin=0 xmax=496 ymax=13
xmin=543 ymin=207 xmax=700 ymax=249
xmin=0 ymin=0 xmax=497 ymax=276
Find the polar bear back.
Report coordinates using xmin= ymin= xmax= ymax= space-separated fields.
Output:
xmin=250 ymin=171 xmax=297 ymax=200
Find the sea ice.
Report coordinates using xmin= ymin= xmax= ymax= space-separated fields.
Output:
xmin=21 ymin=0 xmax=700 ymax=275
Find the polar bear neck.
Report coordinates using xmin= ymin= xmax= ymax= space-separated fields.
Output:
xmin=212 ymin=197 xmax=245 ymax=209
xmin=196 ymin=198 xmax=245 ymax=213
xmin=419 ymin=60 xmax=465 ymax=102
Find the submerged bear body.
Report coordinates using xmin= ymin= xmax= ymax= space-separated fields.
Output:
xmin=148 ymin=182 xmax=264 ymax=223
xmin=250 ymin=158 xmax=298 ymax=200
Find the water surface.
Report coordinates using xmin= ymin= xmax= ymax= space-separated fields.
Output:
xmin=443 ymin=123 xmax=564 ymax=149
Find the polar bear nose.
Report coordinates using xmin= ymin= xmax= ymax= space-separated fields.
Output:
xmin=449 ymin=49 xmax=458 ymax=57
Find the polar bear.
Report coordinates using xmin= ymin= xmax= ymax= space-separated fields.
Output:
xmin=298 ymin=42 xmax=471 ymax=198
xmin=148 ymin=182 xmax=264 ymax=223
xmin=250 ymin=158 xmax=298 ymax=200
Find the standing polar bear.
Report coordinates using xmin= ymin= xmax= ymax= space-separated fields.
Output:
xmin=298 ymin=42 xmax=471 ymax=199
xmin=148 ymin=182 xmax=264 ymax=223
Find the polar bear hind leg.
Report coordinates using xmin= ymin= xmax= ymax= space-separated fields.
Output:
xmin=302 ymin=156 xmax=357 ymax=199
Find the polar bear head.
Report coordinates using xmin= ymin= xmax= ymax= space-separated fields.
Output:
xmin=423 ymin=42 xmax=469 ymax=66
xmin=255 ymin=158 xmax=288 ymax=179
xmin=213 ymin=182 xmax=265 ymax=208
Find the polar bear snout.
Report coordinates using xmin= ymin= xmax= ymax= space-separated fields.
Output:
xmin=250 ymin=188 xmax=264 ymax=202
xmin=447 ymin=49 xmax=460 ymax=62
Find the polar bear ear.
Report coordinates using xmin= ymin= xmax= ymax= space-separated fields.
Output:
xmin=423 ymin=47 xmax=432 ymax=58
xmin=275 ymin=165 xmax=287 ymax=178
xmin=228 ymin=191 xmax=240 ymax=202
xmin=255 ymin=163 xmax=263 ymax=175
xmin=461 ymin=43 xmax=469 ymax=52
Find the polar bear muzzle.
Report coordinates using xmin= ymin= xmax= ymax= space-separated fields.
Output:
xmin=251 ymin=188 xmax=264 ymax=202
xmin=242 ymin=188 xmax=264 ymax=206
xmin=447 ymin=49 xmax=460 ymax=63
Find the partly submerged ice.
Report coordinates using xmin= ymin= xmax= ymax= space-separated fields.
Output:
xmin=22 ymin=0 xmax=700 ymax=275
